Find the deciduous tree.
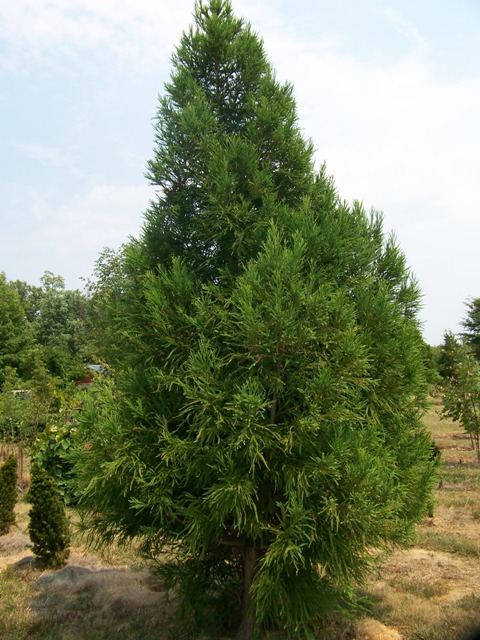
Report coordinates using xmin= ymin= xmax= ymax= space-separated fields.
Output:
xmin=33 ymin=271 xmax=93 ymax=380
xmin=0 ymin=273 xmax=36 ymax=388
xmin=83 ymin=246 xmax=129 ymax=365
xmin=442 ymin=342 xmax=480 ymax=463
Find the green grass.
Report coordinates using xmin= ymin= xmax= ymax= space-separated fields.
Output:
xmin=439 ymin=463 xmax=480 ymax=487
xmin=435 ymin=491 xmax=480 ymax=509
xmin=0 ymin=567 xmax=33 ymax=640
xmin=415 ymin=530 xmax=480 ymax=558
xmin=410 ymin=623 xmax=480 ymax=640
xmin=388 ymin=577 xmax=449 ymax=599
xmin=454 ymin=594 xmax=480 ymax=613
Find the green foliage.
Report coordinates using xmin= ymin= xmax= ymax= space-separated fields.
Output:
xmin=33 ymin=271 xmax=94 ymax=381
xmin=31 ymin=381 xmax=83 ymax=505
xmin=34 ymin=418 xmax=77 ymax=504
xmin=70 ymin=2 xmax=437 ymax=637
xmin=142 ymin=0 xmax=314 ymax=278
xmin=26 ymin=359 xmax=62 ymax=432
xmin=7 ymin=279 xmax=43 ymax=324
xmin=0 ymin=361 xmax=65 ymax=447
xmin=27 ymin=464 xmax=70 ymax=567
xmin=159 ymin=554 xmax=243 ymax=635
xmin=83 ymin=245 xmax=129 ymax=365
xmin=0 ymin=455 xmax=17 ymax=534
xmin=461 ymin=298 xmax=480 ymax=362
xmin=421 ymin=342 xmax=442 ymax=388
xmin=438 ymin=331 xmax=461 ymax=380
xmin=1 ymin=270 xmax=96 ymax=390
xmin=0 ymin=273 xmax=36 ymax=388
xmin=0 ymin=383 xmax=30 ymax=443
xmin=29 ymin=375 xmax=81 ymax=505
xmin=442 ymin=342 xmax=480 ymax=462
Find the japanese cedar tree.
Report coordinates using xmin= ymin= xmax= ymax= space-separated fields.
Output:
xmin=71 ymin=2 xmax=436 ymax=637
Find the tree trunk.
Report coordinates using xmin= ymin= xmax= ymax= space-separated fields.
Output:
xmin=236 ymin=545 xmax=258 ymax=640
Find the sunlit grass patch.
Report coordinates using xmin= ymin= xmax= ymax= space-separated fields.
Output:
xmin=434 ymin=491 xmax=480 ymax=511
xmin=388 ymin=576 xmax=449 ymax=599
xmin=365 ymin=574 xmax=480 ymax=640
xmin=414 ymin=530 xmax=480 ymax=558
xmin=454 ymin=593 xmax=480 ymax=613
xmin=439 ymin=463 xmax=480 ymax=487
xmin=363 ymin=398 xmax=480 ymax=638
xmin=406 ymin=595 xmax=480 ymax=640
xmin=410 ymin=618 xmax=480 ymax=640
xmin=421 ymin=404 xmax=445 ymax=432
xmin=0 ymin=566 xmax=33 ymax=640
xmin=363 ymin=583 xmax=444 ymax=636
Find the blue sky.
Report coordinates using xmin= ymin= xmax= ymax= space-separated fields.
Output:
xmin=1 ymin=0 xmax=479 ymax=345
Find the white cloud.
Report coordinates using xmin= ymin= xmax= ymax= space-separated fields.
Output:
xmin=377 ymin=7 xmax=430 ymax=56
xmin=14 ymin=142 xmax=80 ymax=172
xmin=46 ymin=183 xmax=153 ymax=250
xmin=1 ymin=183 xmax=153 ymax=289
xmin=255 ymin=17 xmax=480 ymax=223
xmin=1 ymin=0 xmax=479 ymax=344
xmin=235 ymin=7 xmax=480 ymax=344
xmin=0 ymin=0 xmax=194 ymax=72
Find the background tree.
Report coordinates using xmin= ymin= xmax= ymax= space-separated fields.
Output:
xmin=0 ymin=273 xmax=36 ymax=388
xmin=461 ymin=298 xmax=480 ymax=362
xmin=71 ymin=2 xmax=437 ymax=638
xmin=0 ymin=455 xmax=17 ymax=534
xmin=33 ymin=271 xmax=93 ymax=381
xmin=0 ymin=270 xmax=91 ymax=489
xmin=1 ymin=270 xmax=95 ymax=388
xmin=27 ymin=464 xmax=70 ymax=567
xmin=438 ymin=331 xmax=461 ymax=381
xmin=420 ymin=341 xmax=442 ymax=388
xmin=442 ymin=342 xmax=480 ymax=463
xmin=83 ymin=246 xmax=129 ymax=365
xmin=8 ymin=279 xmax=43 ymax=324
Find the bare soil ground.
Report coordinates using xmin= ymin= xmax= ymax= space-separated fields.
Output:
xmin=1 ymin=401 xmax=480 ymax=639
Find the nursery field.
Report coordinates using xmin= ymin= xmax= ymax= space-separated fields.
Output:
xmin=362 ymin=398 xmax=480 ymax=640
xmin=1 ymin=400 xmax=480 ymax=640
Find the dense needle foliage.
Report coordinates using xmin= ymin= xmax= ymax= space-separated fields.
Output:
xmin=71 ymin=2 xmax=437 ymax=637
xmin=461 ymin=298 xmax=480 ymax=362
xmin=0 ymin=455 xmax=17 ymax=534
xmin=27 ymin=464 xmax=70 ymax=568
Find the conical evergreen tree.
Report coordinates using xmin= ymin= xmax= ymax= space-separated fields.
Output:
xmin=0 ymin=455 xmax=17 ymax=534
xmin=27 ymin=464 xmax=70 ymax=568
xmin=72 ymin=2 xmax=437 ymax=637
xmin=141 ymin=0 xmax=314 ymax=278
xmin=461 ymin=298 xmax=480 ymax=362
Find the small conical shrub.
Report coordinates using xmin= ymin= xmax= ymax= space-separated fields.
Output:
xmin=0 ymin=455 xmax=17 ymax=534
xmin=27 ymin=464 xmax=70 ymax=567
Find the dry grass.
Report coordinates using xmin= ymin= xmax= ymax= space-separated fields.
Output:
xmin=363 ymin=399 xmax=480 ymax=640
xmin=2 ymin=401 xmax=480 ymax=639
xmin=0 ymin=495 xmax=171 ymax=640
